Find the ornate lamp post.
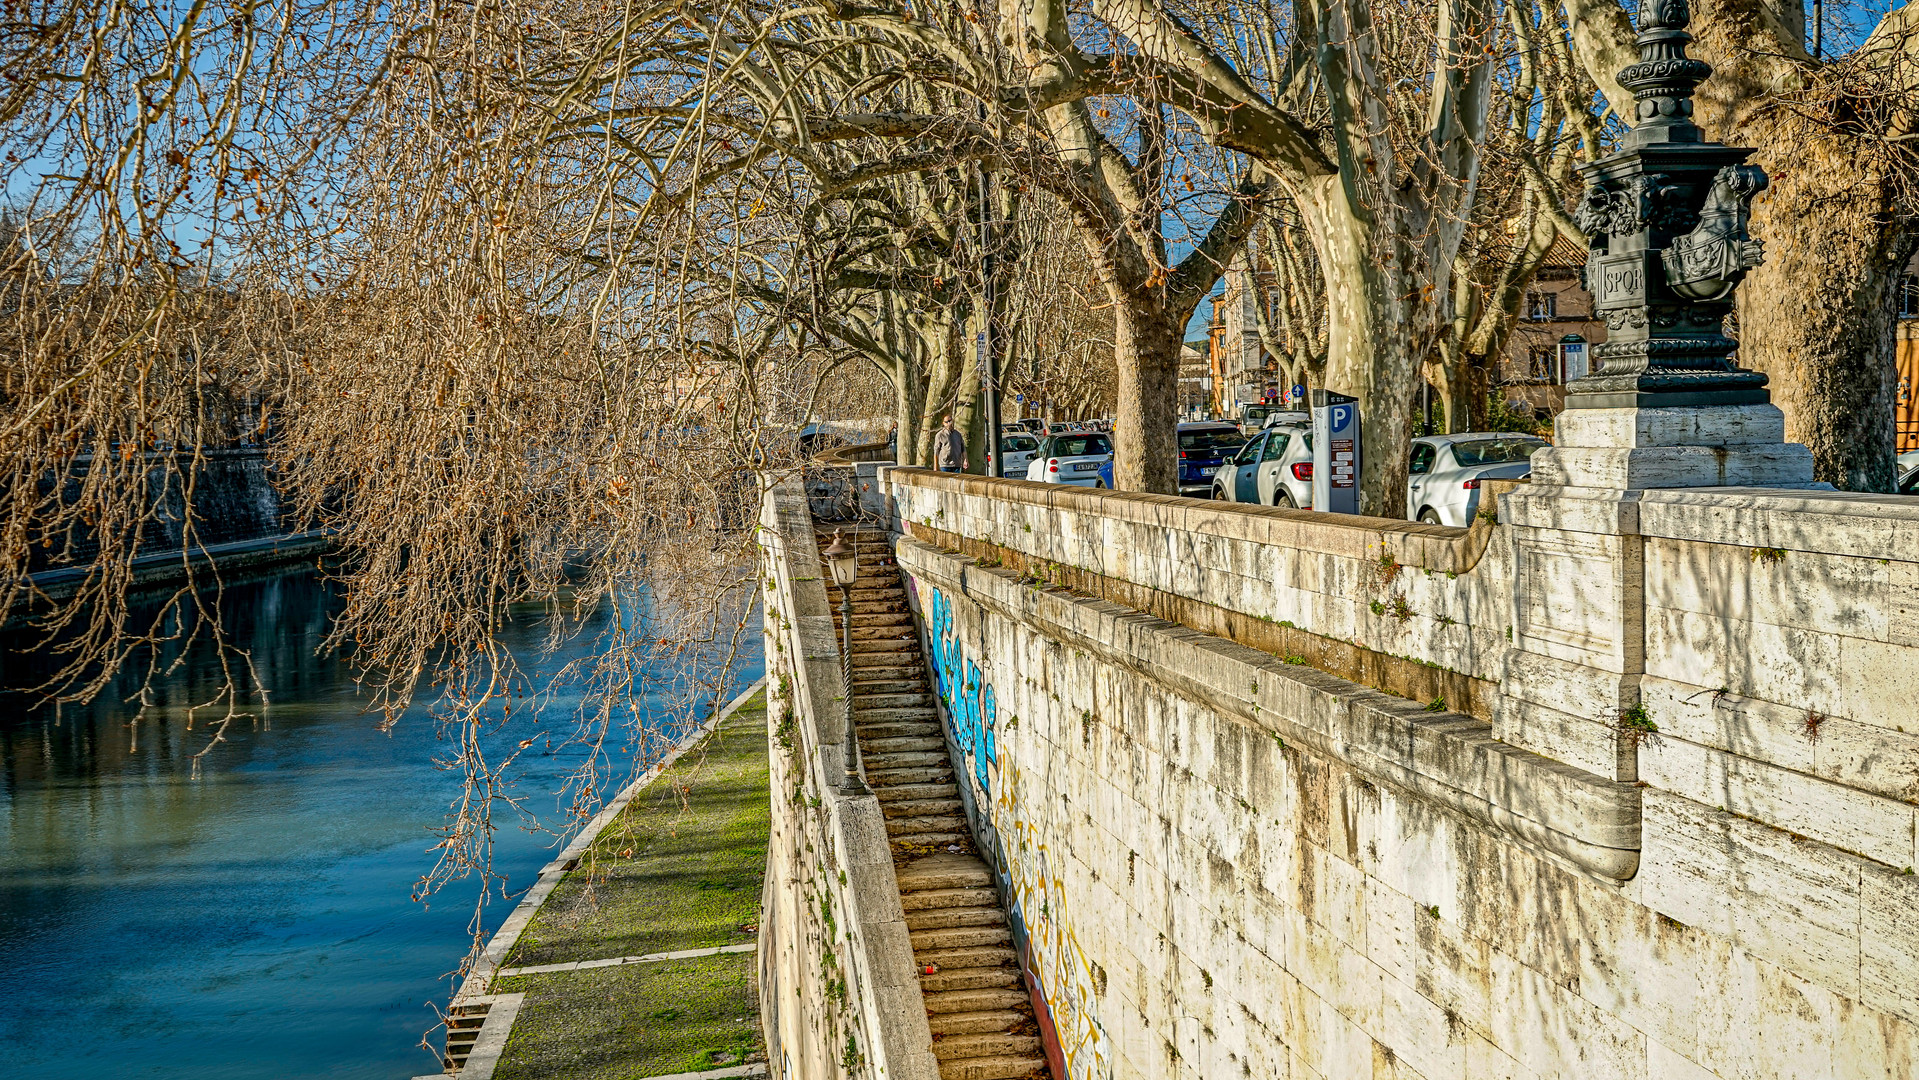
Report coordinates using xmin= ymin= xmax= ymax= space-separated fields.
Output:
xmin=820 ymin=530 xmax=868 ymax=796
xmin=1567 ymin=0 xmax=1771 ymax=409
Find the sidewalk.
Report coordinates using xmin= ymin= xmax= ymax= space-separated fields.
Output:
xmin=483 ymin=689 xmax=771 ymax=1080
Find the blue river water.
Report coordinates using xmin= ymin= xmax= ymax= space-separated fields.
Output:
xmin=0 ymin=567 xmax=762 ymax=1079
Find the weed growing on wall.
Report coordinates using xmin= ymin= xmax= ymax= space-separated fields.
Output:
xmin=1751 ymin=547 xmax=1788 ymax=564
xmin=1612 ymin=703 xmax=1661 ymax=750
xmin=1802 ymin=710 xmax=1827 ymax=742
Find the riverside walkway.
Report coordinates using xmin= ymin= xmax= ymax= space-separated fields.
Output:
xmin=433 ymin=686 xmax=772 ymax=1080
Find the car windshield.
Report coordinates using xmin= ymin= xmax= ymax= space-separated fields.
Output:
xmin=1242 ymin=406 xmax=1276 ymax=422
xmin=1053 ymin=434 xmax=1111 ymax=457
xmin=1002 ymin=434 xmax=1038 ymax=452
xmin=1450 ymin=438 xmax=1546 ymax=467
xmin=1178 ymin=429 xmax=1243 ymax=452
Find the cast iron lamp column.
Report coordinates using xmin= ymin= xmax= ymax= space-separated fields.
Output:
xmin=820 ymin=530 xmax=868 ymax=796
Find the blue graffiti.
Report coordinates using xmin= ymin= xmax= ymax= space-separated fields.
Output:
xmin=923 ymin=585 xmax=996 ymax=795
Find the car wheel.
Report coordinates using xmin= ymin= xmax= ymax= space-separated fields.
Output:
xmin=1213 ymin=486 xmax=1230 ymax=500
xmin=1419 ymin=508 xmax=1442 ymax=525
xmin=1274 ymin=490 xmax=1295 ymax=509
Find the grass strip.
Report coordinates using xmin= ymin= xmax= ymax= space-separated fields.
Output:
xmin=506 ymin=693 xmax=770 ymax=968
xmin=494 ymin=952 xmax=760 ymax=1079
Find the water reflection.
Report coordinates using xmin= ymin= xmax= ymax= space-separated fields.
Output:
xmin=0 ymin=566 xmax=761 ymax=1080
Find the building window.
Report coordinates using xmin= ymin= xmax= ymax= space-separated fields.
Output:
xmin=1900 ymin=276 xmax=1919 ymax=318
xmin=1525 ymin=292 xmax=1557 ymax=321
xmin=1528 ymin=347 xmax=1556 ymax=383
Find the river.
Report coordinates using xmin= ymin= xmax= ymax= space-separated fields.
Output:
xmin=0 ymin=565 xmax=762 ymax=1079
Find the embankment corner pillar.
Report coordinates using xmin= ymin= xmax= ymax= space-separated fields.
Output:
xmin=1497 ymin=404 xmax=1818 ymax=782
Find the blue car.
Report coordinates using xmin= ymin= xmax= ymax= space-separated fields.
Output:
xmin=1175 ymin=422 xmax=1246 ymax=497
xmin=1097 ymin=422 xmax=1243 ymax=494
xmin=1095 ymin=423 xmax=1245 ymax=493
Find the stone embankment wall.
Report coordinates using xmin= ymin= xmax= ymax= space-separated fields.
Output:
xmin=883 ymin=463 xmax=1918 ymax=1080
xmin=756 ymin=477 xmax=940 ymax=1080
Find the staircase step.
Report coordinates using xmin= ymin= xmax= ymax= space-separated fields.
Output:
xmin=858 ymin=721 xmax=943 ymax=739
xmin=852 ymin=692 xmax=936 ymax=710
xmin=921 ymin=988 xmax=1033 ymax=1015
xmin=885 ymin=815 xmax=969 ymax=836
xmin=848 ymin=638 xmax=919 ymax=654
xmin=874 ymin=782 xmax=960 ymax=803
xmin=848 ymin=657 xmax=923 ymax=673
xmin=920 ymin=966 xmax=1023 ymax=993
xmin=853 ymin=706 xmax=941 ymax=724
xmin=847 ymin=588 xmax=906 ymax=603
xmin=845 ymin=626 xmax=918 ymax=643
xmin=916 ymin=945 xmax=1019 ymax=970
xmin=834 ymin=613 xmax=916 ymax=630
xmin=925 ymin=1008 xmax=1031 ymax=1036
xmin=879 ymin=797 xmax=964 ymax=820
xmin=897 ymin=853 xmax=994 ymax=891
xmin=866 ymin=766 xmax=956 ymax=787
xmin=932 ymin=1034 xmax=1047 ymax=1064
xmin=911 ymin=926 xmax=1012 ymax=951
xmin=890 ymin=830 xmax=973 ymax=850
xmin=935 ymin=1053 xmax=1050 ymax=1080
xmin=865 ymin=750 xmax=948 ymax=770
xmin=864 ymin=735 xmax=946 ymax=754
xmin=906 ymin=906 xmax=1008 ymax=932
xmin=898 ymin=886 xmax=1001 ymax=912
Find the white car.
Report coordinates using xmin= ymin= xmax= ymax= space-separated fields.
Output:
xmin=1212 ymin=422 xmax=1314 ymax=508
xmin=1405 ymin=433 xmax=1548 ymax=526
xmin=998 ymin=432 xmax=1039 ymax=478
xmin=1024 ymin=432 xmax=1113 ymax=487
xmin=1898 ymin=449 xmax=1919 ymax=472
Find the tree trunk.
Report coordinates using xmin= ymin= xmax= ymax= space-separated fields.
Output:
xmin=1300 ymin=181 xmax=1422 ymax=518
xmin=1111 ymin=303 xmax=1183 ymax=494
xmin=1728 ymin=116 xmax=1912 ymax=491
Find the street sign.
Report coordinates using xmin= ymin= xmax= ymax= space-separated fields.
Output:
xmin=1311 ymin=389 xmax=1360 ymax=515
xmin=1293 ymin=384 xmax=1306 ymax=402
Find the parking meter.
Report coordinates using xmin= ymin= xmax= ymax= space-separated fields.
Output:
xmin=1311 ymin=390 xmax=1360 ymax=514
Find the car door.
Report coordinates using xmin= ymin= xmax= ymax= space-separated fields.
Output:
xmin=1233 ymin=433 xmax=1266 ymax=502
xmin=1258 ymin=431 xmax=1290 ymax=503
xmin=1406 ymin=442 xmax=1437 ymax=518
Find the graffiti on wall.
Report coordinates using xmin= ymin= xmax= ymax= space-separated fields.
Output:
xmin=924 ymin=585 xmax=996 ymax=796
xmin=920 ymin=581 xmax=1112 ymax=1080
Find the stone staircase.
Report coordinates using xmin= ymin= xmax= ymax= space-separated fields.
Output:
xmin=818 ymin=528 xmax=1050 ymax=1080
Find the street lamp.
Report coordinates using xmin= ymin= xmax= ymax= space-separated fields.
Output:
xmin=820 ymin=530 xmax=868 ymax=796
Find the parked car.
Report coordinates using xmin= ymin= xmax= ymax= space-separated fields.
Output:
xmin=1900 ymin=464 xmax=1919 ymax=495
xmin=998 ymin=432 xmax=1040 ymax=478
xmin=1025 ymin=432 xmax=1114 ymax=486
xmin=1405 ymin=433 xmax=1548 ymax=526
xmin=1899 ymin=449 xmax=1919 ymax=472
xmin=1047 ymin=421 xmax=1089 ymax=436
xmin=1175 ymin=422 xmax=1246 ymax=497
xmin=1212 ymin=422 xmax=1315 ymax=508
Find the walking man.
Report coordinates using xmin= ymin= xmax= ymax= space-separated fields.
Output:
xmin=934 ymin=414 xmax=966 ymax=473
